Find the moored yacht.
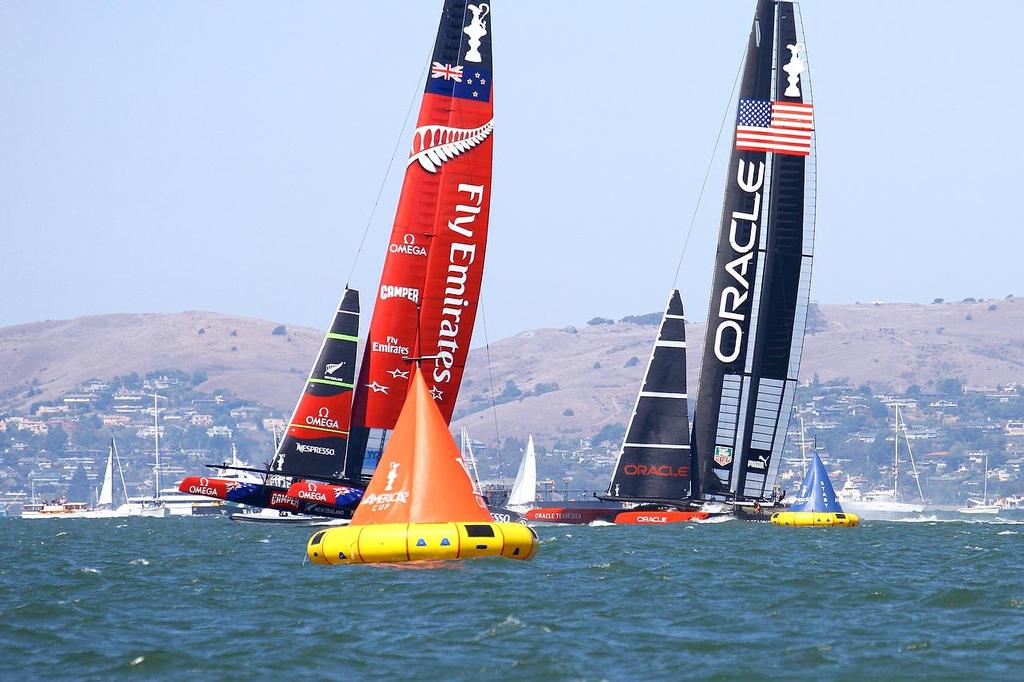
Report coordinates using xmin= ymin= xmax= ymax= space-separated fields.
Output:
xmin=841 ymin=405 xmax=926 ymax=518
xmin=958 ymin=454 xmax=1001 ymax=515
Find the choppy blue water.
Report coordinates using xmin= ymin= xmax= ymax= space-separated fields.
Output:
xmin=2 ymin=515 xmax=1023 ymax=680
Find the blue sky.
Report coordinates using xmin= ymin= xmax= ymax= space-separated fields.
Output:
xmin=1 ymin=1 xmax=1019 ymax=340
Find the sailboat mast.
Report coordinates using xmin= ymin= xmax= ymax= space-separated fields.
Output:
xmin=893 ymin=404 xmax=900 ymax=499
xmin=113 ymin=439 xmax=130 ymax=506
xmin=983 ymin=453 xmax=989 ymax=504
xmin=151 ymin=393 xmax=162 ymax=499
xmin=799 ymin=417 xmax=808 ymax=471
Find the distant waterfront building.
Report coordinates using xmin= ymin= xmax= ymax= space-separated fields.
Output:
xmin=100 ymin=415 xmax=133 ymax=428
xmin=262 ymin=418 xmax=285 ymax=432
xmin=35 ymin=405 xmax=70 ymax=416
xmin=1007 ymin=421 xmax=1024 ymax=437
xmin=62 ymin=393 xmax=98 ymax=405
xmin=207 ymin=426 xmax=232 ymax=438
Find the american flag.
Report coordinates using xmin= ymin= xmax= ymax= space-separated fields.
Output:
xmin=735 ymin=99 xmax=814 ymax=156
xmin=430 ymin=62 xmax=463 ymax=82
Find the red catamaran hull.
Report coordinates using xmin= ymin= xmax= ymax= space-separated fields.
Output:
xmin=523 ymin=508 xmax=618 ymax=524
xmin=613 ymin=510 xmax=709 ymax=524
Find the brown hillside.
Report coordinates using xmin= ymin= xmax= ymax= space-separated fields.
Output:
xmin=0 ymin=312 xmax=319 ymax=412
xmin=2 ymin=300 xmax=1022 ymax=447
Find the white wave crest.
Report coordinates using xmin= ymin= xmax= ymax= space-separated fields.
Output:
xmin=696 ymin=515 xmax=736 ymax=524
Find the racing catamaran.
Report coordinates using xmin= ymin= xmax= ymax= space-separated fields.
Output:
xmin=689 ymin=0 xmax=816 ymax=519
xmin=180 ymin=0 xmax=496 ymax=518
xmin=549 ymin=0 xmax=817 ymax=524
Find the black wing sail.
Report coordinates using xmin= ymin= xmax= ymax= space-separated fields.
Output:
xmin=270 ymin=288 xmax=360 ymax=480
xmin=604 ymin=290 xmax=692 ymax=503
xmin=692 ymin=0 xmax=815 ymax=501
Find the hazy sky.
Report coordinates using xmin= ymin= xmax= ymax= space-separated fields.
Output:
xmin=2 ymin=1 xmax=1020 ymax=341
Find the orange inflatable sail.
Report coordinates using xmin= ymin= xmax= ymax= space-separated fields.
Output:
xmin=306 ymin=367 xmax=537 ymax=564
xmin=350 ymin=367 xmax=491 ymax=526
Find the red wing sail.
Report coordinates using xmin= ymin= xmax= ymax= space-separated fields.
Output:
xmin=352 ymin=0 xmax=494 ymax=431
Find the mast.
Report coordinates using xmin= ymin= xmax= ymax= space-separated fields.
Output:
xmin=150 ymin=393 xmax=163 ymax=499
xmin=348 ymin=0 xmax=496 ymax=474
xmin=983 ymin=453 xmax=989 ymax=505
xmin=799 ymin=416 xmax=808 ymax=471
xmin=461 ymin=427 xmax=483 ymax=494
xmin=604 ymin=290 xmax=692 ymax=504
xmin=113 ymin=439 xmax=130 ymax=506
xmin=692 ymin=0 xmax=815 ymax=502
xmin=893 ymin=404 xmax=900 ymax=499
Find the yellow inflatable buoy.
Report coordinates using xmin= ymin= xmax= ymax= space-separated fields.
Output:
xmin=770 ymin=511 xmax=860 ymax=527
xmin=307 ymin=521 xmax=537 ymax=565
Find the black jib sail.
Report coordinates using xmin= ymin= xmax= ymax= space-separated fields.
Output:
xmin=270 ymin=288 xmax=361 ymax=481
xmin=692 ymin=0 xmax=815 ymax=502
xmin=603 ymin=290 xmax=692 ymax=503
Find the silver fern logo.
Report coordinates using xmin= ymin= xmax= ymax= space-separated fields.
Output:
xmin=407 ymin=120 xmax=494 ymax=173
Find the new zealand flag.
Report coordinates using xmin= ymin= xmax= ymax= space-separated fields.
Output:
xmin=423 ymin=1 xmax=493 ymax=103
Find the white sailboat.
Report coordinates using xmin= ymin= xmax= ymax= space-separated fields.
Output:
xmin=958 ymin=454 xmax=1000 ymax=515
xmin=839 ymin=405 xmax=925 ymax=517
xmin=23 ymin=440 xmax=168 ymax=519
xmin=506 ymin=435 xmax=538 ymax=513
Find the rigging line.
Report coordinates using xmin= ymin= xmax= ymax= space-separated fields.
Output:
xmin=479 ymin=301 xmax=505 ymax=482
xmin=670 ymin=46 xmax=746 ymax=289
xmin=344 ymin=54 xmax=432 ymax=288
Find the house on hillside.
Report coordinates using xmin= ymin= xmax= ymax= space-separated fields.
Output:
xmin=62 ymin=393 xmax=97 ymax=405
xmin=262 ymin=418 xmax=285 ymax=433
xmin=35 ymin=405 xmax=70 ymax=416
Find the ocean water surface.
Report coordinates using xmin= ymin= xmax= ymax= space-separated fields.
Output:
xmin=2 ymin=516 xmax=1022 ymax=679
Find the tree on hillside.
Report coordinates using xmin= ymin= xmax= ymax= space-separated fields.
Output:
xmin=936 ymin=377 xmax=963 ymax=396
xmin=498 ymin=379 xmax=521 ymax=401
xmin=65 ymin=465 xmax=91 ymax=503
xmin=805 ymin=303 xmax=827 ymax=334
xmin=45 ymin=425 xmax=68 ymax=453
xmin=592 ymin=423 xmax=625 ymax=447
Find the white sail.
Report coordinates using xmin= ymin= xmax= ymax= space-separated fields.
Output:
xmin=507 ymin=435 xmax=537 ymax=509
xmin=98 ymin=445 xmax=114 ymax=506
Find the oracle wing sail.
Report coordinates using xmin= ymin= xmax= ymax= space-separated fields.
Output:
xmin=269 ymin=288 xmax=360 ymax=481
xmin=692 ymin=0 xmax=815 ymax=502
xmin=603 ymin=290 xmax=693 ymax=504
xmin=347 ymin=0 xmax=495 ymax=475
